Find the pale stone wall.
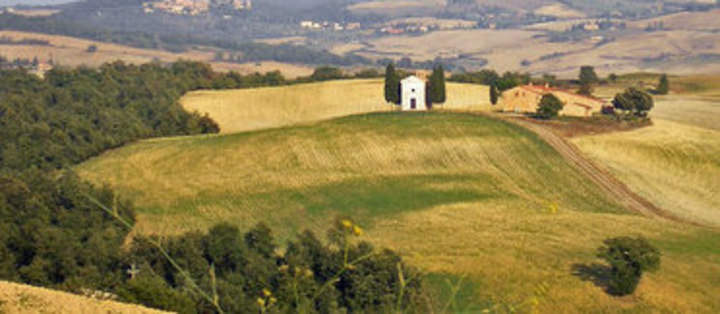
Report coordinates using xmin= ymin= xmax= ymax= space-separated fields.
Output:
xmin=401 ymin=76 xmax=427 ymax=111
xmin=500 ymin=85 xmax=605 ymax=117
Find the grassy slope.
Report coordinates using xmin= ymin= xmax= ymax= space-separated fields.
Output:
xmin=77 ymin=112 xmax=720 ymax=313
xmin=574 ymin=119 xmax=720 ymax=226
xmin=583 ymin=76 xmax=720 ymax=226
xmin=0 ymin=281 xmax=167 ymax=314
xmin=181 ymin=79 xmax=491 ymax=134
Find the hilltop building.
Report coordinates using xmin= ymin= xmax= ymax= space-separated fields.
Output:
xmin=401 ymin=75 xmax=427 ymax=111
xmin=500 ymin=84 xmax=607 ymax=117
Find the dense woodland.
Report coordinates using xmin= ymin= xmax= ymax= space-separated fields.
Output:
xmin=0 ymin=60 xmax=424 ymax=313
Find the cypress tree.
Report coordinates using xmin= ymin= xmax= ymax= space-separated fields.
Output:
xmin=384 ymin=63 xmax=400 ymax=104
xmin=490 ymin=83 xmax=499 ymax=105
xmin=657 ymin=74 xmax=669 ymax=95
xmin=429 ymin=65 xmax=446 ymax=104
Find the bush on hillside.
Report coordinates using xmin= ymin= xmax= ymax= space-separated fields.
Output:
xmin=597 ymin=237 xmax=661 ymax=296
xmin=310 ymin=66 xmax=345 ymax=81
xmin=536 ymin=94 xmax=565 ymax=119
xmin=612 ymin=87 xmax=654 ymax=118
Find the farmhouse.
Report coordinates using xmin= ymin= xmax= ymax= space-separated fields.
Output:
xmin=401 ymin=75 xmax=427 ymax=111
xmin=500 ymin=84 xmax=607 ymax=117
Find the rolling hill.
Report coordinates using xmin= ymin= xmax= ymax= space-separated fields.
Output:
xmin=0 ymin=30 xmax=314 ymax=78
xmin=76 ymin=107 xmax=720 ymax=312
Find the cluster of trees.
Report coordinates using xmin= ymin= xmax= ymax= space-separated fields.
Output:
xmin=0 ymin=36 xmax=51 ymax=46
xmin=376 ymin=56 xmax=469 ymax=72
xmin=612 ymin=88 xmax=655 ymax=118
xmin=123 ymin=221 xmax=424 ymax=313
xmin=0 ymin=59 xmax=427 ymax=313
xmin=449 ymin=70 xmax=531 ymax=92
xmin=0 ymin=55 xmax=41 ymax=70
xmin=213 ymin=43 xmax=371 ymax=66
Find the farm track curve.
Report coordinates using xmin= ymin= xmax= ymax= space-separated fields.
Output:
xmin=500 ymin=115 xmax=705 ymax=227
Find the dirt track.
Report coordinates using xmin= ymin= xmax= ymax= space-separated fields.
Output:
xmin=503 ymin=116 xmax=698 ymax=225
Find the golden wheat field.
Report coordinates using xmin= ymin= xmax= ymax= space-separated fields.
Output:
xmin=0 ymin=281 xmax=167 ymax=314
xmin=76 ymin=111 xmax=720 ymax=313
xmin=573 ymin=119 xmax=720 ymax=227
xmin=181 ymin=79 xmax=491 ymax=134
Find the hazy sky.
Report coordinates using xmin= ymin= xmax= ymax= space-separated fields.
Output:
xmin=0 ymin=0 xmax=76 ymax=6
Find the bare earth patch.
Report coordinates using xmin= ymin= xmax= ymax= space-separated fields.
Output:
xmin=0 ymin=281 xmax=167 ymax=314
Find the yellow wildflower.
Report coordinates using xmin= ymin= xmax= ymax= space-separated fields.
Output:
xmin=353 ymin=225 xmax=364 ymax=236
xmin=257 ymin=298 xmax=266 ymax=307
xmin=341 ymin=219 xmax=353 ymax=229
xmin=262 ymin=288 xmax=272 ymax=297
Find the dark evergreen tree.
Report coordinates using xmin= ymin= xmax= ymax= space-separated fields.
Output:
xmin=429 ymin=65 xmax=446 ymax=104
xmin=657 ymin=74 xmax=669 ymax=95
xmin=384 ymin=63 xmax=400 ymax=104
xmin=579 ymin=66 xmax=599 ymax=85
xmin=578 ymin=65 xmax=599 ymax=96
xmin=490 ymin=83 xmax=499 ymax=105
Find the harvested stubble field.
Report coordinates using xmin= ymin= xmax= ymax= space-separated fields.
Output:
xmin=573 ymin=118 xmax=720 ymax=227
xmin=181 ymin=79 xmax=491 ymax=134
xmin=77 ymin=112 xmax=720 ymax=313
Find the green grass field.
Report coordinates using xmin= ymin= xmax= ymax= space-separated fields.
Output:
xmin=77 ymin=112 xmax=720 ymax=313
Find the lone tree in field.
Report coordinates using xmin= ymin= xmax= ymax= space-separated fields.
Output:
xmin=613 ymin=87 xmax=654 ymax=118
xmin=536 ymin=94 xmax=564 ymax=119
xmin=384 ymin=63 xmax=401 ymax=104
xmin=656 ymin=74 xmax=669 ymax=95
xmin=490 ymin=83 xmax=499 ymax=105
xmin=578 ymin=65 xmax=599 ymax=96
xmin=429 ymin=64 xmax=447 ymax=104
xmin=597 ymin=237 xmax=661 ymax=296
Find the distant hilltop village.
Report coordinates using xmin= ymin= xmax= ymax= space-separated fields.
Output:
xmin=143 ymin=0 xmax=252 ymax=16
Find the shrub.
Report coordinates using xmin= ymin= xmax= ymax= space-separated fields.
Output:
xmin=310 ymin=66 xmax=345 ymax=81
xmin=536 ymin=94 xmax=564 ymax=119
xmin=597 ymin=237 xmax=661 ymax=296
xmin=116 ymin=273 xmax=196 ymax=314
